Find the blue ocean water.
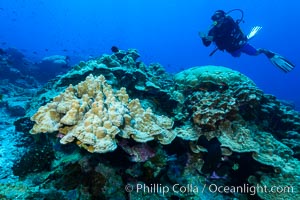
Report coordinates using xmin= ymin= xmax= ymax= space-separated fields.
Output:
xmin=1 ymin=0 xmax=299 ymax=109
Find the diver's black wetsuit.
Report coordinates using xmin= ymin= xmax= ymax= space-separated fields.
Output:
xmin=201 ymin=10 xmax=295 ymax=72
xmin=202 ymin=16 xmax=247 ymax=53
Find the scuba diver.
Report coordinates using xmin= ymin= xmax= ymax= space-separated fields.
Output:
xmin=200 ymin=9 xmax=295 ymax=73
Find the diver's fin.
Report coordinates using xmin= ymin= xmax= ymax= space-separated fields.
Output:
xmin=247 ymin=26 xmax=262 ymax=40
xmin=269 ymin=53 xmax=295 ymax=73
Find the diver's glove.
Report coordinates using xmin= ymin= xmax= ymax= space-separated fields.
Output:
xmin=199 ymin=32 xmax=213 ymax=46
xmin=199 ymin=32 xmax=213 ymax=41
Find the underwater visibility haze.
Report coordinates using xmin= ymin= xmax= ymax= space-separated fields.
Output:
xmin=0 ymin=0 xmax=299 ymax=199
xmin=1 ymin=0 xmax=299 ymax=109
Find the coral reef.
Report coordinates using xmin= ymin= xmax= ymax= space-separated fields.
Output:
xmin=3 ymin=49 xmax=299 ymax=200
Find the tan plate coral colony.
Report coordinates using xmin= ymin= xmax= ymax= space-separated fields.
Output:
xmin=30 ymin=74 xmax=175 ymax=153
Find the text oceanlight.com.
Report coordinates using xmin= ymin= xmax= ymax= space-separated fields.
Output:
xmin=124 ymin=183 xmax=294 ymax=196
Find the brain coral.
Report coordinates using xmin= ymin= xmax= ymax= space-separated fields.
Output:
xmin=30 ymin=74 xmax=176 ymax=153
xmin=174 ymin=65 xmax=256 ymax=91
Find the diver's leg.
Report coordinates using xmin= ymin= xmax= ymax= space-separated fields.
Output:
xmin=257 ymin=48 xmax=275 ymax=58
xmin=240 ymin=43 xmax=260 ymax=56
xmin=230 ymin=50 xmax=242 ymax=57
xmin=240 ymin=43 xmax=276 ymax=58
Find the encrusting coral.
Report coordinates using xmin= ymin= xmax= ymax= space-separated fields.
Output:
xmin=30 ymin=74 xmax=176 ymax=153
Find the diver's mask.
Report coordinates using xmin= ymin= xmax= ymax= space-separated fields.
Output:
xmin=211 ymin=10 xmax=226 ymax=26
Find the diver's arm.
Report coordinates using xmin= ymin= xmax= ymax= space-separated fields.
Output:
xmin=202 ymin=37 xmax=212 ymax=46
xmin=199 ymin=30 xmax=214 ymax=46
